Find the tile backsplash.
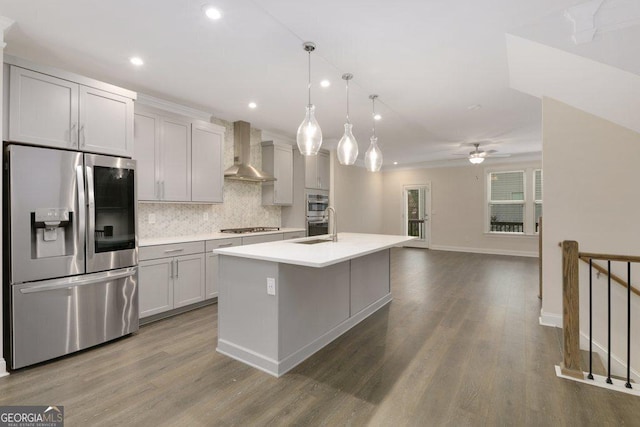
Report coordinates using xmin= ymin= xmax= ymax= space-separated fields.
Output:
xmin=138 ymin=117 xmax=281 ymax=239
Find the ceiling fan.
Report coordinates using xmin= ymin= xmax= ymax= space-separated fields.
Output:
xmin=453 ymin=142 xmax=511 ymax=164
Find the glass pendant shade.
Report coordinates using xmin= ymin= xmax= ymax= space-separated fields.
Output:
xmin=296 ymin=104 xmax=323 ymax=156
xmin=365 ymin=136 xmax=383 ymax=172
xmin=337 ymin=123 xmax=358 ymax=165
xmin=469 ymin=155 xmax=484 ymax=164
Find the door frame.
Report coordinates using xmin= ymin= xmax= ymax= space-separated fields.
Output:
xmin=402 ymin=183 xmax=431 ymax=248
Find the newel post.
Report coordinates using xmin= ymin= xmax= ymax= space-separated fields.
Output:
xmin=561 ymin=240 xmax=583 ymax=378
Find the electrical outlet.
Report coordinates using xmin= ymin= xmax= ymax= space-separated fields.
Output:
xmin=148 ymin=213 xmax=156 ymax=224
xmin=203 ymin=212 xmax=209 ymax=221
xmin=267 ymin=278 xmax=276 ymax=296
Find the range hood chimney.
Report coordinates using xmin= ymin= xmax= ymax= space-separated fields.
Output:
xmin=224 ymin=121 xmax=276 ymax=182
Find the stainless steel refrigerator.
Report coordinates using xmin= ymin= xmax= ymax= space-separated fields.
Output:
xmin=4 ymin=144 xmax=139 ymax=369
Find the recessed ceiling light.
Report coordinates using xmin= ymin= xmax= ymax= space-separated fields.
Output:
xmin=320 ymin=80 xmax=331 ymax=88
xmin=393 ymin=161 xmax=398 ymax=165
xmin=129 ymin=57 xmax=144 ymax=66
xmin=248 ymin=102 xmax=257 ymax=109
xmin=204 ymin=6 xmax=222 ymax=20
xmin=374 ymin=114 xmax=382 ymax=121
xmin=467 ymin=104 xmax=482 ymax=110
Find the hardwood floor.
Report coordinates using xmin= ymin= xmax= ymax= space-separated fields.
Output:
xmin=1 ymin=248 xmax=638 ymax=426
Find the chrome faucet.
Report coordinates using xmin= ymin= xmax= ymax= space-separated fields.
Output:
xmin=326 ymin=206 xmax=337 ymax=242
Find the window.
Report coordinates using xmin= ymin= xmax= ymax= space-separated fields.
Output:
xmin=488 ymin=171 xmax=525 ymax=233
xmin=487 ymin=168 xmax=542 ymax=235
xmin=534 ymin=169 xmax=542 ymax=233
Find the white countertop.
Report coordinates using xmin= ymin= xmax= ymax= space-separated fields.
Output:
xmin=214 ymin=232 xmax=415 ymax=268
xmin=139 ymin=228 xmax=305 ymax=247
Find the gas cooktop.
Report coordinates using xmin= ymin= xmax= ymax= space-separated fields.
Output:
xmin=220 ymin=227 xmax=280 ymax=234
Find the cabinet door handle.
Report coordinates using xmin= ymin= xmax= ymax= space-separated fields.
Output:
xmin=218 ymin=243 xmax=233 ymax=248
xmin=70 ymin=123 xmax=78 ymax=145
xmin=170 ymin=259 xmax=174 ymax=278
xmin=80 ymin=125 xmax=86 ymax=147
xmin=175 ymin=259 xmax=179 ymax=278
xmin=164 ymin=248 xmax=184 ymax=254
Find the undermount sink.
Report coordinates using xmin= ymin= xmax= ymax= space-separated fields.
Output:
xmin=293 ymin=238 xmax=333 ymax=245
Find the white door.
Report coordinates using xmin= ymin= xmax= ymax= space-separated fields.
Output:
xmin=403 ymin=184 xmax=431 ymax=248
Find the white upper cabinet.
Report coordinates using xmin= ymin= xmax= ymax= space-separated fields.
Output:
xmin=79 ymin=86 xmax=134 ymax=157
xmin=160 ymin=116 xmax=192 ymax=202
xmin=262 ymin=140 xmax=293 ymax=206
xmin=133 ymin=104 xmax=224 ymax=203
xmin=133 ymin=111 xmax=160 ymax=200
xmin=7 ymin=63 xmax=135 ymax=157
xmin=9 ymin=67 xmax=79 ymax=150
xmin=304 ymin=149 xmax=330 ymax=190
xmin=192 ymin=121 xmax=224 ymax=203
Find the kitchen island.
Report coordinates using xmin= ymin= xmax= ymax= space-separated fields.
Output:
xmin=215 ymin=232 xmax=414 ymax=377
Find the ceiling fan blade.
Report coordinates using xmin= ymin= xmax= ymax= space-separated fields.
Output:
xmin=486 ymin=153 xmax=511 ymax=158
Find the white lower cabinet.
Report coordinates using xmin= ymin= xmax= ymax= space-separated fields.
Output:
xmin=139 ymin=258 xmax=174 ymax=318
xmin=205 ymin=237 xmax=242 ymax=299
xmin=139 ymin=242 xmax=205 ymax=319
xmin=140 ymin=231 xmax=305 ymax=319
xmin=173 ymin=254 xmax=205 ymax=308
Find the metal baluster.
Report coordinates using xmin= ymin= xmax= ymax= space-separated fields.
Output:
xmin=607 ymin=260 xmax=613 ymax=384
xmin=626 ymin=262 xmax=632 ymax=389
xmin=588 ymin=258 xmax=594 ymax=380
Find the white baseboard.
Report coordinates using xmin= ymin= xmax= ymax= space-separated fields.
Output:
xmin=217 ymin=294 xmax=392 ymax=377
xmin=0 ymin=358 xmax=8 ymax=378
xmin=539 ymin=309 xmax=563 ymax=328
xmin=429 ymin=244 xmax=538 ymax=258
xmin=579 ymin=332 xmax=640 ymax=383
xmin=555 ymin=365 xmax=640 ymax=396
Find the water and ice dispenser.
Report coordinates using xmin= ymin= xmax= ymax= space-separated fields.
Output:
xmin=32 ymin=208 xmax=74 ymax=258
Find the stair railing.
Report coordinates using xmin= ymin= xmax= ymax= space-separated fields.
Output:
xmin=561 ymin=240 xmax=640 ymax=388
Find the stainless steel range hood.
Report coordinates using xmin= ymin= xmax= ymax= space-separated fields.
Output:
xmin=224 ymin=121 xmax=276 ymax=182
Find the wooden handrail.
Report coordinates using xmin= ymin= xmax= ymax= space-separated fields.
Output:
xmin=578 ymin=255 xmax=640 ymax=297
xmin=578 ymin=252 xmax=640 ymax=264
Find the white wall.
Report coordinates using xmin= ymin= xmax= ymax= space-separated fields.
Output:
xmin=331 ymin=152 xmax=384 ymax=234
xmin=382 ymin=162 xmax=541 ymax=256
xmin=542 ymin=97 xmax=640 ymax=321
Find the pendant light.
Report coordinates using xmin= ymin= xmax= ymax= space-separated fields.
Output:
xmin=337 ymin=73 xmax=358 ymax=165
xmin=296 ymin=42 xmax=323 ymax=156
xmin=365 ymin=94 xmax=383 ymax=172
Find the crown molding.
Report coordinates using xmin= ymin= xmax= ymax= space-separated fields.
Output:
xmin=136 ymin=93 xmax=212 ymax=121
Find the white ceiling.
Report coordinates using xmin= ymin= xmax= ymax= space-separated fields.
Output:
xmin=1 ymin=0 xmax=630 ymax=168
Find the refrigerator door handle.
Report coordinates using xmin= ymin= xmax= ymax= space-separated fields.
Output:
xmin=86 ymin=165 xmax=95 ymax=259
xmin=76 ymin=165 xmax=86 ymax=256
xmin=19 ymin=268 xmax=137 ymax=294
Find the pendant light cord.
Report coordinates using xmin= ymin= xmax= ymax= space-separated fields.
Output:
xmin=346 ymin=79 xmax=350 ymax=124
xmin=372 ymin=97 xmax=377 ymax=138
xmin=307 ymin=51 xmax=312 ymax=108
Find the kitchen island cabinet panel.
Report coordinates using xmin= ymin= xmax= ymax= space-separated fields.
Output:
xmin=350 ymin=249 xmax=390 ymax=315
